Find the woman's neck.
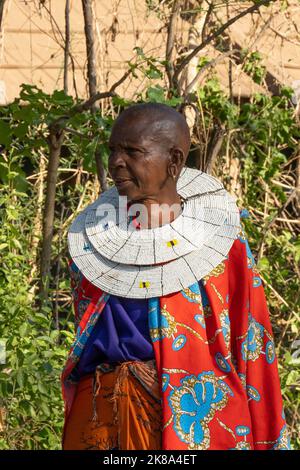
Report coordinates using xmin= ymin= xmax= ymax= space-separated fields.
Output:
xmin=127 ymin=192 xmax=183 ymax=229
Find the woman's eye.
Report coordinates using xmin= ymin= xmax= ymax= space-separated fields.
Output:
xmin=126 ymin=148 xmax=138 ymax=155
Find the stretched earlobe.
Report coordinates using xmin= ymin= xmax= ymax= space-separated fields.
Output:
xmin=168 ymin=165 xmax=177 ymax=180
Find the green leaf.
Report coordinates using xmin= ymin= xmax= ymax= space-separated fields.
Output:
xmin=19 ymin=84 xmax=47 ymax=103
xmin=29 ymin=405 xmax=37 ymax=419
xmin=13 ymin=106 xmax=39 ymax=123
xmin=165 ymin=96 xmax=183 ymax=106
xmin=146 ymin=85 xmax=165 ymax=103
xmin=16 ymin=369 xmax=24 ymax=388
xmin=286 ymin=370 xmax=300 ymax=385
xmin=257 ymin=257 xmax=269 ymax=270
xmin=13 ymin=173 xmax=29 ymax=192
xmin=19 ymin=323 xmax=29 ymax=337
xmin=133 ymin=46 xmax=145 ymax=58
xmin=6 ymin=207 xmax=19 ymax=220
xmin=0 ymin=120 xmax=12 ymax=146
xmin=37 ymin=382 xmax=48 ymax=395
xmin=13 ymin=122 xmax=29 ymax=138
xmin=12 ymin=238 xmax=23 ymax=250
xmin=40 ymin=401 xmax=50 ymax=417
xmin=51 ymin=90 xmax=74 ymax=106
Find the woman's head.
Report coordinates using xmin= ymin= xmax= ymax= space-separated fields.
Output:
xmin=108 ymin=103 xmax=191 ymax=201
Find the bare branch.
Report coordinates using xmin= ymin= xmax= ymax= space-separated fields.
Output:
xmin=64 ymin=127 xmax=86 ymax=138
xmin=64 ymin=0 xmax=70 ymax=94
xmin=82 ymin=0 xmax=98 ymax=103
xmin=173 ymin=0 xmax=274 ymax=89
xmin=201 ymin=1 xmax=214 ymax=44
xmin=166 ymin=0 xmax=179 ymax=90
xmin=39 ymin=1 xmax=79 ymax=97
xmin=70 ymin=68 xmax=132 ymax=114
xmin=39 ymin=126 xmax=65 ymax=303
xmin=109 ymin=67 xmax=133 ymax=94
xmin=205 ymin=124 xmax=226 ymax=174
xmin=184 ymin=49 xmax=239 ymax=97
xmin=0 ymin=0 xmax=6 ymax=30
xmin=71 ymin=91 xmax=113 ymax=114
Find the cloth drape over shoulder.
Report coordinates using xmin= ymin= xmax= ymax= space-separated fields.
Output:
xmin=61 ymin=229 xmax=290 ymax=450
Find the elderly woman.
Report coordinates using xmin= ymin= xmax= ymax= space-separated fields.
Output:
xmin=61 ymin=103 xmax=290 ymax=450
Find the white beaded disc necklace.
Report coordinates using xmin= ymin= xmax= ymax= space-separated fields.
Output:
xmin=68 ymin=167 xmax=241 ymax=299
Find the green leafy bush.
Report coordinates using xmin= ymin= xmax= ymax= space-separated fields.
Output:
xmin=0 ymin=80 xmax=299 ymax=449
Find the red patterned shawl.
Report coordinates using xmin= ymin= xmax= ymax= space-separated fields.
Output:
xmin=61 ymin=230 xmax=290 ymax=450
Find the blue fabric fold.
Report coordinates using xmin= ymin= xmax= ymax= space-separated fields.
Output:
xmin=75 ymin=295 xmax=154 ymax=377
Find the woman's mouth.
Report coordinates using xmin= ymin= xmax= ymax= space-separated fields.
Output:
xmin=114 ymin=178 xmax=133 ymax=188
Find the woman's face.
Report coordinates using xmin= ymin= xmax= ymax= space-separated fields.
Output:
xmin=108 ymin=117 xmax=171 ymax=201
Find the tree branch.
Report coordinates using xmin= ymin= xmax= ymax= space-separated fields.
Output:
xmin=201 ymin=1 xmax=214 ymax=44
xmin=82 ymin=0 xmax=108 ymax=192
xmin=166 ymin=0 xmax=179 ymax=90
xmin=63 ymin=0 xmax=70 ymax=94
xmin=39 ymin=0 xmax=79 ymax=98
xmin=66 ymin=68 xmax=133 ymax=116
xmin=82 ymin=0 xmax=98 ymax=99
xmin=39 ymin=125 xmax=65 ymax=303
xmin=184 ymin=49 xmax=239 ymax=97
xmin=0 ymin=0 xmax=6 ymax=30
xmin=173 ymin=0 xmax=273 ymax=89
xmin=205 ymin=124 xmax=226 ymax=174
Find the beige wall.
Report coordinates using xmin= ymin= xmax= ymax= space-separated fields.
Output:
xmin=0 ymin=0 xmax=300 ymax=104
xmin=0 ymin=0 xmax=172 ymax=103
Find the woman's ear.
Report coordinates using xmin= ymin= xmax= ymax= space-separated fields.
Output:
xmin=168 ymin=147 xmax=185 ymax=179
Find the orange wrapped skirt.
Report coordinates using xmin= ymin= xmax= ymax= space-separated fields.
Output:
xmin=62 ymin=360 xmax=162 ymax=450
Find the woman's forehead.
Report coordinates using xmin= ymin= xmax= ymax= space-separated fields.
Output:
xmin=110 ymin=116 xmax=180 ymax=145
xmin=109 ymin=131 xmax=148 ymax=146
xmin=110 ymin=123 xmax=160 ymax=145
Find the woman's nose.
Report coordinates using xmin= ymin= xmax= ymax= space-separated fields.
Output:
xmin=108 ymin=150 xmax=126 ymax=169
xmin=108 ymin=150 xmax=127 ymax=180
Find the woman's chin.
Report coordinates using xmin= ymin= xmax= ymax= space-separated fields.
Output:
xmin=116 ymin=185 xmax=136 ymax=198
